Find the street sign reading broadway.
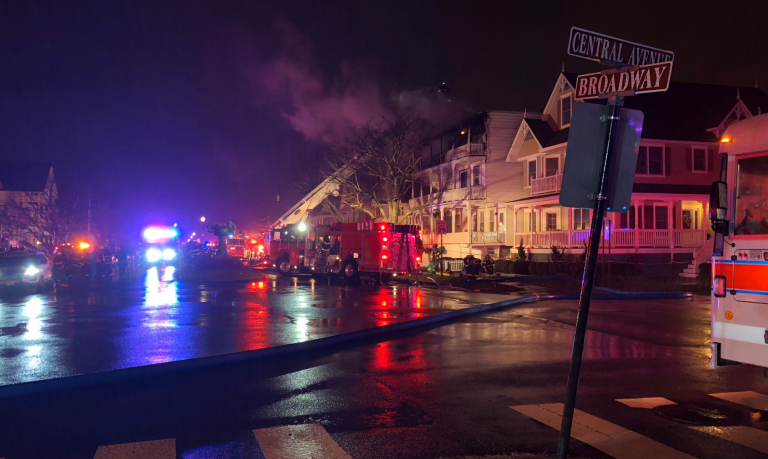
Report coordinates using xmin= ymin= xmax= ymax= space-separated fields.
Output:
xmin=568 ymin=27 xmax=674 ymax=67
xmin=574 ymin=61 xmax=673 ymax=100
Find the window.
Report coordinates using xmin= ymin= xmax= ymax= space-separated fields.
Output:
xmin=682 ymin=209 xmax=700 ymax=230
xmin=619 ymin=206 xmax=636 ymax=229
xmin=527 ymin=160 xmax=537 ymax=186
xmin=444 ymin=209 xmax=452 ymax=233
xmin=545 ymin=157 xmax=559 ymax=177
xmin=573 ymin=209 xmax=590 ymax=230
xmin=561 ymin=95 xmax=572 ymax=127
xmin=459 ymin=169 xmax=468 ymax=188
xmin=735 ymin=155 xmax=768 ymax=235
xmin=546 ymin=213 xmax=557 ymax=231
xmin=455 ymin=208 xmax=463 ymax=233
xmin=693 ymin=148 xmax=707 ymax=172
xmin=479 ymin=211 xmax=485 ymax=232
xmin=499 ymin=212 xmax=505 ymax=231
xmin=489 ymin=210 xmax=495 ymax=232
xmin=636 ymin=146 xmax=664 ymax=176
xmin=472 ymin=165 xmax=481 ymax=186
xmin=655 ymin=206 xmax=668 ymax=229
xmin=422 ymin=180 xmax=431 ymax=197
xmin=472 ymin=212 xmax=478 ymax=232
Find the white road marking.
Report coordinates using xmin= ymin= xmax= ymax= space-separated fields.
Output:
xmin=253 ymin=423 xmax=351 ymax=459
xmin=616 ymin=397 xmax=677 ymax=409
xmin=690 ymin=426 xmax=768 ymax=454
xmin=511 ymin=403 xmax=696 ymax=459
xmin=93 ymin=439 xmax=175 ymax=459
xmin=709 ymin=391 xmax=768 ymax=410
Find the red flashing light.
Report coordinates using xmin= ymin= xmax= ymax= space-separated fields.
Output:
xmin=262 ymin=260 xmax=268 ymax=265
xmin=258 ymin=281 xmax=265 ymax=289
xmin=382 ymin=237 xmax=388 ymax=242
xmin=380 ymin=224 xmax=386 ymax=231
xmin=714 ymin=276 xmax=726 ymax=298
xmin=416 ymin=256 xmax=421 ymax=262
xmin=381 ymin=254 xmax=388 ymax=260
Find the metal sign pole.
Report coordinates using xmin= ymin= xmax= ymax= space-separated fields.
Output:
xmin=557 ymin=98 xmax=623 ymax=459
xmin=440 ymin=233 xmax=444 ymax=276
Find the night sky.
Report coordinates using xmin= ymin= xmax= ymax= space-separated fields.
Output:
xmin=2 ymin=0 xmax=767 ymax=242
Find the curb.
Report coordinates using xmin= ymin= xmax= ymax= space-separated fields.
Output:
xmin=0 ymin=290 xmax=692 ymax=400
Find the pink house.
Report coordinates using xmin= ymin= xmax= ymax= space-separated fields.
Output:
xmin=506 ymin=72 xmax=768 ymax=272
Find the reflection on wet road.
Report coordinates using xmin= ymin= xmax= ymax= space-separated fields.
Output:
xmin=0 ymin=267 xmax=511 ymax=386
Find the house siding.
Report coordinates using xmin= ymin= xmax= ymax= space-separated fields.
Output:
xmin=485 ymin=111 xmax=527 ymax=203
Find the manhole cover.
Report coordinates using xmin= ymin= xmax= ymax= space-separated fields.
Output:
xmin=655 ymin=402 xmax=766 ymax=426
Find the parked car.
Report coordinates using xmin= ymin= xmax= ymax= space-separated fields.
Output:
xmin=0 ymin=251 xmax=52 ymax=291
xmin=52 ymin=243 xmax=114 ymax=286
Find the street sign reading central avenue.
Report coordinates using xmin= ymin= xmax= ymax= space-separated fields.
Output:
xmin=574 ymin=61 xmax=673 ymax=100
xmin=568 ymin=27 xmax=674 ymax=67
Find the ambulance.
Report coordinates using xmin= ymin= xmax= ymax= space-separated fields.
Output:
xmin=709 ymin=113 xmax=768 ymax=369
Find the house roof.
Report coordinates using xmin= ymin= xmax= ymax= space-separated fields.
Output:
xmin=525 ymin=119 xmax=570 ymax=148
xmin=0 ymin=162 xmax=52 ymax=192
xmin=564 ymin=72 xmax=768 ymax=142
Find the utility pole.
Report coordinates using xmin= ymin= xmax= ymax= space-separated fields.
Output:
xmin=87 ymin=189 xmax=91 ymax=236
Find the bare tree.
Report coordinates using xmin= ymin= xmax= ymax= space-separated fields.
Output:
xmin=0 ymin=188 xmax=77 ymax=256
xmin=323 ymin=117 xmax=446 ymax=224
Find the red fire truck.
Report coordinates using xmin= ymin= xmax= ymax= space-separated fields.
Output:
xmin=266 ymin=222 xmax=422 ymax=282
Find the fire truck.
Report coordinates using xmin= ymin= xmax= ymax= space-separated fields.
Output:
xmin=266 ymin=222 xmax=422 ymax=282
xmin=709 ymin=113 xmax=768 ymax=369
xmin=226 ymin=234 xmax=247 ymax=259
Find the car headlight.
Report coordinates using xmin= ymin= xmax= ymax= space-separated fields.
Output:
xmin=162 ymin=248 xmax=176 ymax=261
xmin=25 ymin=266 xmax=40 ymax=276
xmin=146 ymin=248 xmax=162 ymax=263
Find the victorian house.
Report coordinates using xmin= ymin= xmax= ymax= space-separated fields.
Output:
xmin=506 ymin=72 xmax=768 ymax=271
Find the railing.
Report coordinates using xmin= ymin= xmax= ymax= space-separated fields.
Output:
xmin=471 ymin=231 xmax=507 ymax=244
xmin=531 ymin=173 xmax=562 ymax=196
xmin=446 ymin=143 xmax=486 ymax=161
xmin=515 ymin=229 xmax=705 ymax=249
xmin=421 ymin=231 xmax=470 ymax=246
xmin=673 ymin=229 xmax=705 ymax=248
xmin=410 ymin=186 xmax=486 ymax=206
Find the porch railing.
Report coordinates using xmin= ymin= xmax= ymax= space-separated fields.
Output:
xmin=515 ymin=229 xmax=705 ymax=249
xmin=471 ymin=231 xmax=506 ymax=244
xmin=531 ymin=173 xmax=562 ymax=196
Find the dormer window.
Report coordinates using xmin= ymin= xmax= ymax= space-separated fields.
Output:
xmin=561 ymin=95 xmax=572 ymax=127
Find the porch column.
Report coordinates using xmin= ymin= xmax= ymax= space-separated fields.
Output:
xmin=668 ymin=200 xmax=674 ymax=261
xmin=700 ymin=199 xmax=707 ymax=246
xmin=466 ymin=202 xmax=472 ymax=250
xmin=634 ymin=200 xmax=642 ymax=249
xmin=567 ymin=208 xmax=573 ymax=247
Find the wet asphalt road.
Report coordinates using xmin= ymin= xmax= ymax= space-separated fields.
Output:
xmin=2 ymin=284 xmax=767 ymax=459
xmin=0 ymin=266 xmax=512 ymax=386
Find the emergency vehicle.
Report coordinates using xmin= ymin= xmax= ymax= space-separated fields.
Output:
xmin=266 ymin=222 xmax=422 ymax=282
xmin=709 ymin=113 xmax=768 ymax=369
xmin=226 ymin=233 xmax=247 ymax=260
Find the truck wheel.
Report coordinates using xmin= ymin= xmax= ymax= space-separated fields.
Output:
xmin=341 ymin=260 xmax=360 ymax=284
xmin=276 ymin=258 xmax=293 ymax=276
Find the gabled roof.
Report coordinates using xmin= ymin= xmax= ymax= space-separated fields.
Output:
xmin=0 ymin=162 xmax=53 ymax=192
xmin=526 ymin=119 xmax=570 ymax=148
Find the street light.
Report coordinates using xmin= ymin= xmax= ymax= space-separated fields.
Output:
xmin=298 ymin=223 xmax=307 ymax=232
xmin=200 ymin=216 xmax=206 ymax=223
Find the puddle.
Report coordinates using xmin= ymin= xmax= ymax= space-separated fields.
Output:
xmin=0 ymin=323 xmax=27 ymax=337
xmin=655 ymin=402 xmax=767 ymax=426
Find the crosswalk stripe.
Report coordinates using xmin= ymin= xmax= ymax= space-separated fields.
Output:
xmin=690 ymin=426 xmax=768 ymax=454
xmin=253 ymin=423 xmax=351 ymax=459
xmin=616 ymin=397 xmax=677 ymax=409
xmin=93 ymin=439 xmax=175 ymax=459
xmin=709 ymin=391 xmax=768 ymax=410
xmin=511 ymin=403 xmax=696 ymax=459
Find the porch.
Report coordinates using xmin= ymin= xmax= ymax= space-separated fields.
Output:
xmin=512 ymin=196 xmax=709 ymax=252
xmin=515 ymin=228 xmax=705 ymax=249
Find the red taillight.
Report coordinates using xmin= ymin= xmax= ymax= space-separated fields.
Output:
xmin=714 ymin=276 xmax=726 ymax=298
xmin=381 ymin=254 xmax=388 ymax=260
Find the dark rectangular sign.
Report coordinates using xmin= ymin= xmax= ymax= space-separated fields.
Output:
xmin=568 ymin=27 xmax=674 ymax=67
xmin=560 ymin=103 xmax=644 ymax=211
xmin=574 ymin=61 xmax=673 ymax=100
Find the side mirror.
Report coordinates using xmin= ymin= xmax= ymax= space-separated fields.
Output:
xmin=709 ymin=181 xmax=729 ymax=234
